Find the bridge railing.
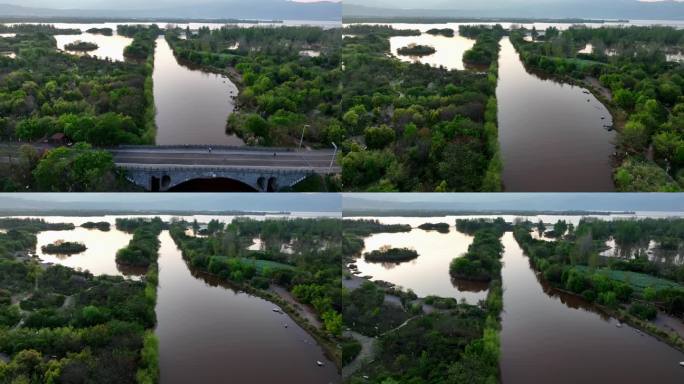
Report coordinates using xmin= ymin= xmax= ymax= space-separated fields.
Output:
xmin=115 ymin=164 xmax=340 ymax=174
xmin=111 ymin=144 xmax=313 ymax=152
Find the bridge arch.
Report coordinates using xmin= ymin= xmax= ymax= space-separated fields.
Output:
xmin=122 ymin=167 xmax=312 ymax=192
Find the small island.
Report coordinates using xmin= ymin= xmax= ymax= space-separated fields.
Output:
xmin=418 ymin=222 xmax=450 ymax=233
xmin=364 ymin=247 xmax=419 ymax=263
xmin=64 ymin=41 xmax=99 ymax=52
xmin=81 ymin=221 xmax=111 ymax=231
xmin=426 ymin=28 xmax=455 ymax=37
xmin=86 ymin=27 xmax=113 ymax=36
xmin=397 ymin=44 xmax=436 ymax=57
xmin=41 ymin=241 xmax=87 ymax=255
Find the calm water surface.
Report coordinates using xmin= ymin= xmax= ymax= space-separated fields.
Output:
xmin=497 ymin=37 xmax=616 ymax=191
xmin=500 ymin=231 xmax=684 ymax=383
xmin=153 ymin=37 xmax=243 ymax=146
xmin=54 ymin=33 xmax=133 ymax=62
xmin=353 ymin=225 xmax=487 ymax=302
xmin=382 ymin=23 xmax=475 ymax=70
xmin=155 ymin=231 xmax=338 ymax=384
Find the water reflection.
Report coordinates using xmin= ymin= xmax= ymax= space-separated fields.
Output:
xmin=353 ymin=223 xmax=485 ymax=302
xmin=153 ymin=37 xmax=244 ymax=146
xmin=601 ymin=237 xmax=684 ymax=265
xmin=54 ymin=33 xmax=133 ymax=62
xmin=35 ymin=226 xmax=134 ymax=278
xmin=500 ymin=232 xmax=684 ymax=384
xmin=497 ymin=37 xmax=616 ymax=191
xmin=386 ymin=24 xmax=475 ymax=70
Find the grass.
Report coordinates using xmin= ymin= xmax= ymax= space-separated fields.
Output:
xmin=238 ymin=258 xmax=295 ymax=273
xmin=574 ymin=266 xmax=684 ymax=292
xmin=565 ymin=57 xmax=607 ymax=68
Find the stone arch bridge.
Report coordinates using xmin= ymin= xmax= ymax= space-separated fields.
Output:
xmin=110 ymin=145 xmax=339 ymax=192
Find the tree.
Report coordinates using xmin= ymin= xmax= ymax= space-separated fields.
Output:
xmin=614 ymin=89 xmax=636 ymax=110
xmin=619 ymin=120 xmax=649 ymax=153
xmin=322 ymin=310 xmax=342 ymax=336
xmin=364 ymin=125 xmax=395 ymax=149
xmin=32 ymin=143 xmax=117 ymax=192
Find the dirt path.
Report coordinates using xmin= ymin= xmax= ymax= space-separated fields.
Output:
xmin=584 ymin=76 xmax=612 ymax=101
xmin=342 ymin=330 xmax=377 ymax=379
xmin=269 ymin=284 xmax=322 ymax=329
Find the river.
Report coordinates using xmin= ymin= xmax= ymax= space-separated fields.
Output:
xmin=6 ymin=214 xmax=339 ymax=383
xmin=500 ymin=231 xmax=684 ymax=383
xmin=152 ymin=37 xmax=243 ymax=146
xmin=496 ymin=37 xmax=616 ymax=191
xmin=155 ymin=230 xmax=338 ymax=384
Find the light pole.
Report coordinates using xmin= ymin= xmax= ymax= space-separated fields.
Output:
xmin=329 ymin=142 xmax=338 ymax=173
xmin=299 ymin=124 xmax=309 ymax=151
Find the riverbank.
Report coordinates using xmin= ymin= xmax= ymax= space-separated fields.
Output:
xmin=520 ymin=240 xmax=684 ymax=354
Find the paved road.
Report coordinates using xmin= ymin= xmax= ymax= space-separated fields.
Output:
xmin=110 ymin=146 xmax=340 ymax=173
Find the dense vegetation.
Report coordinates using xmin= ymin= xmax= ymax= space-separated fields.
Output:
xmin=513 ymin=218 xmax=684 ymax=347
xmin=115 ymin=218 xmax=164 ymax=268
xmin=426 ymin=28 xmax=454 ymax=37
xmin=397 ymin=44 xmax=436 ymax=57
xmin=343 ymin=218 xmax=504 ymax=383
xmin=169 ymin=217 xmax=343 ymax=365
xmin=417 ymin=222 xmax=450 ymax=233
xmin=64 ymin=41 xmax=98 ymax=52
xmin=341 ymin=24 xmax=501 ymax=191
xmin=0 ymin=218 xmax=160 ymax=383
xmin=81 ymin=221 xmax=111 ymax=231
xmin=510 ymin=25 xmax=684 ymax=191
xmin=450 ymin=227 xmax=505 ymax=281
xmin=41 ymin=241 xmax=87 ymax=255
xmin=165 ymin=26 xmax=341 ymax=150
xmin=86 ymin=28 xmax=113 ymax=36
xmin=364 ymin=247 xmax=419 ymax=263
xmin=460 ymin=25 xmax=506 ymax=67
xmin=0 ymin=23 xmax=159 ymax=191
xmin=0 ymin=218 xmax=73 ymax=233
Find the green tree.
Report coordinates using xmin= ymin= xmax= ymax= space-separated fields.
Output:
xmin=32 ymin=143 xmax=117 ymax=192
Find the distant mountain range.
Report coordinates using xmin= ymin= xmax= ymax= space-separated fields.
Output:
xmin=0 ymin=1 xmax=342 ymax=21
xmin=343 ymin=194 xmax=684 ymax=213
xmin=0 ymin=194 xmax=342 ymax=214
xmin=344 ymin=0 xmax=684 ymax=21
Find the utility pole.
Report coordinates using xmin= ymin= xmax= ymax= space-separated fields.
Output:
xmin=299 ymin=125 xmax=309 ymax=150
xmin=329 ymin=142 xmax=337 ymax=173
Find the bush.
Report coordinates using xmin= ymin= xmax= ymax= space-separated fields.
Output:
xmin=629 ymin=302 xmax=658 ymax=320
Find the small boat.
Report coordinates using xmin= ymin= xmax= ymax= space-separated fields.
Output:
xmin=679 ymin=361 xmax=684 ymax=367
xmin=316 ymin=360 xmax=324 ymax=367
xmin=616 ymin=322 xmax=623 ymax=328
xmin=272 ymin=308 xmax=282 ymax=313
xmin=601 ymin=116 xmax=605 ymax=120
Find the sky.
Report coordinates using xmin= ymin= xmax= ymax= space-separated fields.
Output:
xmin=3 ymin=0 xmax=339 ymax=10
xmin=0 ymin=193 xmax=342 ymax=213
xmin=343 ymin=193 xmax=684 ymax=213
xmin=345 ymin=0 xmax=683 ymax=9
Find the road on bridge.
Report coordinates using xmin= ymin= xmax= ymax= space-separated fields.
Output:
xmin=110 ymin=146 xmax=341 ymax=173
